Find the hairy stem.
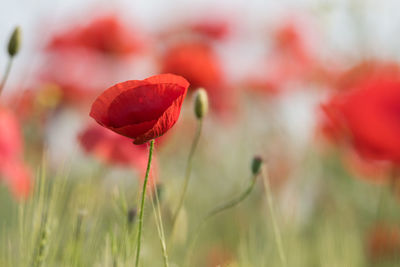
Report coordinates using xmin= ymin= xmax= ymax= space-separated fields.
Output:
xmin=171 ymin=119 xmax=203 ymax=228
xmin=0 ymin=58 xmax=13 ymax=95
xmin=185 ymin=173 xmax=258 ymax=266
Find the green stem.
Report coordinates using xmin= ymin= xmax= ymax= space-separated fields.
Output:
xmin=135 ymin=139 xmax=154 ymax=267
xmin=185 ymin=173 xmax=258 ymax=266
xmin=32 ymin=211 xmax=49 ymax=267
xmin=171 ymin=119 xmax=203 ymax=227
xmin=261 ymin=167 xmax=287 ymax=267
xmin=150 ymin=183 xmax=169 ymax=267
xmin=205 ymin=175 xmax=257 ymax=220
xmin=0 ymin=58 xmax=13 ymax=95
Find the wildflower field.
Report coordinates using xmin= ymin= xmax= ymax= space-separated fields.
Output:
xmin=1 ymin=1 xmax=400 ymax=266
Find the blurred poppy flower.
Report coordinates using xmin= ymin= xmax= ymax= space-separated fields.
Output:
xmin=47 ymin=15 xmax=143 ymax=57
xmin=189 ymin=17 xmax=231 ymax=41
xmin=40 ymin=49 xmax=112 ymax=106
xmin=0 ymin=107 xmax=31 ymax=199
xmin=79 ymin=124 xmax=160 ymax=187
xmin=334 ymin=61 xmax=400 ymax=92
xmin=367 ymin=224 xmax=400 ymax=262
xmin=161 ymin=41 xmax=237 ymax=116
xmin=2 ymin=162 xmax=31 ymax=199
xmin=320 ymin=67 xmax=400 ymax=164
xmin=342 ymin=148 xmax=392 ymax=184
xmin=273 ymin=19 xmax=313 ymax=67
xmin=90 ymin=73 xmax=189 ymax=145
xmin=245 ymin=18 xmax=318 ymax=95
xmin=206 ymin=245 xmax=234 ymax=267
xmin=79 ymin=124 xmax=150 ymax=168
xmin=9 ymin=85 xmax=63 ymax=122
xmin=162 ymin=41 xmax=223 ymax=89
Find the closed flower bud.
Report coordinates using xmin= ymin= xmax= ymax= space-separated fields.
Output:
xmin=127 ymin=208 xmax=137 ymax=224
xmin=194 ymin=88 xmax=208 ymax=119
xmin=156 ymin=183 xmax=164 ymax=203
xmin=251 ymin=155 xmax=263 ymax=175
xmin=7 ymin=26 xmax=21 ymax=57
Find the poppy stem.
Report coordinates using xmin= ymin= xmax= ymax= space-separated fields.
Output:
xmin=171 ymin=119 xmax=203 ymax=229
xmin=184 ymin=172 xmax=259 ymax=266
xmin=135 ymin=139 xmax=154 ymax=267
xmin=0 ymin=58 xmax=13 ymax=95
xmin=261 ymin=166 xmax=287 ymax=267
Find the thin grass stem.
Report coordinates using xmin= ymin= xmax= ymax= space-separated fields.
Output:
xmin=171 ymin=119 xmax=203 ymax=229
xmin=261 ymin=167 xmax=287 ymax=267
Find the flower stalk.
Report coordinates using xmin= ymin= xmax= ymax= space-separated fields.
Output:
xmin=185 ymin=156 xmax=262 ymax=266
xmin=135 ymin=139 xmax=155 ymax=267
xmin=171 ymin=89 xmax=208 ymax=229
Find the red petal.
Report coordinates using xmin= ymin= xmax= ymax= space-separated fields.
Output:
xmin=144 ymin=73 xmax=189 ymax=89
xmin=107 ymin=83 xmax=185 ymax=127
xmin=110 ymin=120 xmax=158 ymax=141
xmin=90 ymin=79 xmax=148 ymax=125
xmin=133 ymin=90 xmax=187 ymax=144
xmin=90 ymin=74 xmax=189 ymax=142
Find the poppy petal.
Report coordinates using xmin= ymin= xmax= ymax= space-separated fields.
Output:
xmin=144 ymin=73 xmax=190 ymax=89
xmin=133 ymin=91 xmax=187 ymax=144
xmin=90 ymin=79 xmax=148 ymax=125
xmin=107 ymin=83 xmax=185 ymax=127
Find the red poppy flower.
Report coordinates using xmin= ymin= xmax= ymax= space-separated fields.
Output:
xmin=90 ymin=74 xmax=189 ymax=145
xmin=40 ymin=49 xmax=111 ymax=105
xmin=334 ymin=61 xmax=400 ymax=92
xmin=273 ymin=20 xmax=313 ymax=66
xmin=79 ymin=124 xmax=150 ymax=167
xmin=47 ymin=15 xmax=143 ymax=57
xmin=320 ymin=66 xmax=400 ymax=164
xmin=0 ymin=107 xmax=31 ymax=199
xmin=79 ymin=124 xmax=160 ymax=188
xmin=161 ymin=41 xmax=238 ymax=117
xmin=189 ymin=17 xmax=231 ymax=41
xmin=2 ymin=162 xmax=31 ymax=199
xmin=161 ymin=41 xmax=223 ymax=89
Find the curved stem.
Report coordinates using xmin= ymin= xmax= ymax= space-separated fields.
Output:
xmin=185 ymin=173 xmax=258 ymax=266
xmin=0 ymin=58 xmax=13 ymax=95
xmin=135 ymin=140 xmax=154 ymax=267
xmin=205 ymin=174 xmax=257 ymax=220
xmin=171 ymin=119 xmax=203 ymax=227
xmin=261 ymin=167 xmax=287 ymax=267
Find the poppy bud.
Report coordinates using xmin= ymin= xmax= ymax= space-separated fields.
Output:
xmin=194 ymin=88 xmax=208 ymax=119
xmin=251 ymin=155 xmax=263 ymax=175
xmin=127 ymin=208 xmax=137 ymax=224
xmin=7 ymin=26 xmax=21 ymax=57
xmin=156 ymin=183 xmax=164 ymax=203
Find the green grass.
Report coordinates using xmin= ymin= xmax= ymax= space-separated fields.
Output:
xmin=1 ymin=105 xmax=400 ymax=267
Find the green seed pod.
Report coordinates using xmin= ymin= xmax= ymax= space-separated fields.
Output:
xmin=156 ymin=183 xmax=164 ymax=203
xmin=194 ymin=88 xmax=208 ymax=119
xmin=127 ymin=208 xmax=137 ymax=224
xmin=251 ymin=155 xmax=263 ymax=175
xmin=7 ymin=26 xmax=21 ymax=57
